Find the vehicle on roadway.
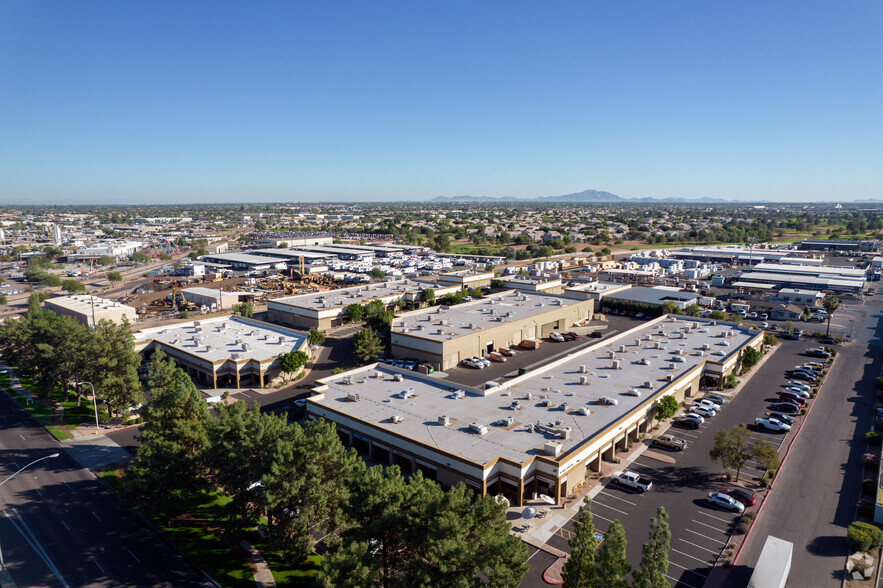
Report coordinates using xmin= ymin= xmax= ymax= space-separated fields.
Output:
xmin=755 ymin=417 xmax=791 ymax=432
xmin=748 ymin=536 xmax=792 ymax=588
xmin=550 ymin=332 xmax=566 ymax=342
xmin=768 ymin=412 xmax=795 ymax=425
xmin=720 ymin=487 xmax=756 ymax=507
xmin=770 ymin=401 xmax=801 ymax=414
xmin=611 ymin=470 xmax=653 ymax=492
xmin=652 ymin=434 xmax=687 ymax=451
xmin=707 ymin=491 xmax=746 ymax=513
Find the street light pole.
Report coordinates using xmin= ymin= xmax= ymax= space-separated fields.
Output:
xmin=78 ymin=381 xmax=100 ymax=435
xmin=0 ymin=452 xmax=60 ymax=584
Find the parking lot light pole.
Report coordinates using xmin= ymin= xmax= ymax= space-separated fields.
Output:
xmin=0 ymin=452 xmax=61 ymax=584
xmin=78 ymin=381 xmax=100 ymax=435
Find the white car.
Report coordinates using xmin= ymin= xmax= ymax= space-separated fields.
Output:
xmin=475 ymin=357 xmax=491 ymax=368
xmin=691 ymin=405 xmax=716 ymax=418
xmin=683 ymin=412 xmax=705 ymax=424
xmin=550 ymin=332 xmax=566 ymax=342
xmin=707 ymin=491 xmax=746 ymax=513
xmin=785 ymin=387 xmax=810 ymax=398
xmin=786 ymin=381 xmax=811 ymax=392
xmin=696 ymin=399 xmax=720 ymax=411
xmin=755 ymin=417 xmax=791 ymax=433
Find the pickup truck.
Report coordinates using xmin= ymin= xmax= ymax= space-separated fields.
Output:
xmin=652 ymin=435 xmax=687 ymax=452
xmin=755 ymin=417 xmax=791 ymax=433
xmin=611 ymin=470 xmax=653 ymax=492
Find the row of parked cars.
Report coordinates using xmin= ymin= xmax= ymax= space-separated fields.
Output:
xmin=754 ymin=352 xmax=830 ymax=431
xmin=380 ymin=358 xmax=419 ymax=371
xmin=671 ymin=393 xmax=730 ymax=430
xmin=460 ymin=347 xmax=516 ymax=369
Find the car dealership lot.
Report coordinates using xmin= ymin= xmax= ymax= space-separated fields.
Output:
xmin=521 ymin=337 xmax=811 ymax=587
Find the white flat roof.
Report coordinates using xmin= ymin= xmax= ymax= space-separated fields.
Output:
xmin=201 ymin=253 xmax=288 ymax=265
xmin=752 ymin=262 xmax=866 ymax=279
xmin=134 ymin=316 xmax=307 ymax=363
xmin=311 ymin=317 xmax=758 ymax=465
xmin=45 ymin=295 xmax=134 ymax=315
xmin=269 ymin=279 xmax=453 ymax=311
xmin=566 ymin=281 xmax=628 ymax=293
xmin=392 ymin=291 xmax=586 ymax=343
xmin=250 ymin=248 xmax=334 ymax=260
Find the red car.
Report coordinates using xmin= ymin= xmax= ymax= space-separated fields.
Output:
xmin=567 ymin=332 xmax=581 ymax=339
xmin=778 ymin=392 xmax=806 ymax=406
xmin=721 ymin=487 xmax=756 ymax=507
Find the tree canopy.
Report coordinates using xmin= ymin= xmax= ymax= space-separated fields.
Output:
xmin=353 ymin=327 xmax=383 ymax=363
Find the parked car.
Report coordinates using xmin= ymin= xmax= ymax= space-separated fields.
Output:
xmin=778 ymin=392 xmax=806 ymax=406
xmin=403 ymin=360 xmax=417 ymax=370
xmin=786 ymin=381 xmax=811 ymax=392
xmin=498 ymin=347 xmax=515 ymax=357
xmin=475 ymin=357 xmax=491 ymax=368
xmin=760 ymin=313 xmax=769 ymax=320
xmin=755 ymin=417 xmax=791 ymax=432
xmin=720 ymin=487 xmax=756 ymax=507
xmin=567 ymin=332 xmax=581 ymax=339
xmin=791 ymin=371 xmax=817 ymax=382
xmin=696 ymin=399 xmax=721 ymax=411
xmin=748 ymin=312 xmax=758 ymax=320
xmin=705 ymin=394 xmax=729 ymax=405
xmin=550 ymin=332 xmax=566 ymax=342
xmin=682 ymin=412 xmax=705 ymax=424
xmin=673 ymin=417 xmax=700 ymax=429
xmin=802 ymin=361 xmax=826 ymax=369
xmin=487 ymin=351 xmax=506 ymax=363
xmin=590 ymin=330 xmax=604 ymax=338
xmin=691 ymin=405 xmax=717 ymax=418
xmin=561 ymin=332 xmax=576 ymax=341
xmin=785 ymin=387 xmax=810 ymax=398
xmin=652 ymin=435 xmax=687 ymax=451
xmin=768 ymin=412 xmax=795 ymax=425
xmin=519 ymin=339 xmax=540 ymax=350
xmin=770 ymin=402 xmax=800 ymax=414
xmin=819 ymin=337 xmax=837 ymax=345
xmin=611 ymin=470 xmax=653 ymax=492
xmin=761 ymin=322 xmax=769 ymax=329
xmin=806 ymin=348 xmax=831 ymax=358
xmin=707 ymin=491 xmax=746 ymax=513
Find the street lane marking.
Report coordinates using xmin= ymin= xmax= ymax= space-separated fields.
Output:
xmin=526 ymin=548 xmax=541 ymax=562
xmin=91 ymin=512 xmax=102 ymax=523
xmin=19 ymin=434 xmax=24 ymax=440
xmin=61 ymin=520 xmax=70 ymax=531
xmin=692 ymin=519 xmax=731 ymax=534
xmin=35 ymin=488 xmax=41 ymax=497
xmin=590 ymin=500 xmax=629 ymax=515
xmin=667 ymin=560 xmax=709 ymax=578
xmin=630 ymin=461 xmax=666 ymax=473
xmin=93 ymin=559 xmax=105 ymax=573
xmin=666 ymin=574 xmax=698 ymax=588
xmin=698 ymin=510 xmax=737 ymax=524
xmin=63 ymin=481 xmax=70 ymax=490
xmin=679 ymin=537 xmax=723 ymax=555
xmin=591 ymin=511 xmax=616 ymax=524
xmin=686 ymin=527 xmax=728 ymax=544
xmin=671 ymin=548 xmax=714 ymax=565
xmin=597 ymin=492 xmax=637 ymax=506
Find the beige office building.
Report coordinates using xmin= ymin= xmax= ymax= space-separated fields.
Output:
xmin=44 ymin=295 xmax=137 ymax=327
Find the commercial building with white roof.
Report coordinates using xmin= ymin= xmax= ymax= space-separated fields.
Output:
xmin=134 ymin=316 xmax=309 ymax=389
xmin=389 ymin=291 xmax=594 ymax=369
xmin=45 ymin=295 xmax=137 ymax=327
xmin=308 ymin=316 xmax=762 ymax=505
xmin=198 ymin=253 xmax=288 ymax=271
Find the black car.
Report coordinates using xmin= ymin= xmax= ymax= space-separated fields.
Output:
xmin=590 ymin=330 xmax=604 ymax=338
xmin=674 ymin=417 xmax=700 ymax=430
xmin=770 ymin=402 xmax=800 ymax=414
xmin=562 ymin=332 xmax=577 ymax=341
xmin=819 ymin=337 xmax=837 ymax=345
xmin=768 ymin=412 xmax=795 ymax=425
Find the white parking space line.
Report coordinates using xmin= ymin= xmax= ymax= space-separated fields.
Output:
xmin=686 ymin=527 xmax=727 ymax=544
xmin=698 ymin=510 xmax=738 ymax=524
xmin=597 ymin=492 xmax=637 ymax=506
xmin=526 ymin=548 xmax=542 ymax=562
xmin=674 ymin=431 xmax=700 ymax=439
xmin=679 ymin=537 xmax=723 ymax=556
xmin=671 ymin=548 xmax=714 ymax=565
xmin=591 ymin=511 xmax=616 ymax=524
xmin=666 ymin=574 xmax=699 ymax=588
xmin=591 ymin=500 xmax=629 ymax=516
xmin=692 ymin=519 xmax=732 ymax=534
xmin=630 ymin=461 xmax=667 ymax=473
xmin=667 ymin=560 xmax=709 ymax=578
xmin=60 ymin=520 xmax=70 ymax=532
xmin=93 ymin=559 xmax=105 ymax=574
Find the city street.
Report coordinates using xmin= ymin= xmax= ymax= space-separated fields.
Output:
xmin=0 ymin=392 xmax=209 ymax=587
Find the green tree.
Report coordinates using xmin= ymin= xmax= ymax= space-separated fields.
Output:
xmin=279 ymin=350 xmax=309 ymax=380
xmin=420 ymin=288 xmax=435 ymax=304
xmin=595 ymin=519 xmax=630 ymax=588
xmin=345 ymin=303 xmax=365 ymax=323
xmin=633 ymin=507 xmax=671 ymax=588
xmin=233 ymin=301 xmax=254 ymax=317
xmin=131 ymin=252 xmax=150 ymax=263
xmin=98 ymin=255 xmax=115 ymax=266
xmin=124 ymin=350 xmax=210 ymax=523
xmin=106 ymin=271 xmax=123 ymax=285
xmin=43 ymin=273 xmax=62 ymax=287
xmin=652 ymin=395 xmax=679 ymax=424
xmin=309 ymin=328 xmax=325 ymax=347
xmin=353 ymin=327 xmax=383 ymax=363
xmin=741 ymin=346 xmax=761 ymax=370
xmin=709 ymin=425 xmax=754 ymax=481
xmin=822 ymin=294 xmax=840 ymax=337
xmin=709 ymin=310 xmax=727 ymax=320
xmin=87 ymin=319 xmax=142 ymax=415
xmin=364 ymin=300 xmax=385 ymax=318
xmin=563 ymin=499 xmax=599 ymax=587
xmin=752 ymin=438 xmax=781 ymax=474
xmin=61 ymin=279 xmax=86 ymax=295
xmin=368 ymin=267 xmax=385 ymax=280
xmin=0 ymin=295 xmax=6 ymax=306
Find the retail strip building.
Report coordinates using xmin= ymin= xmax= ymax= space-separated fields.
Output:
xmin=307 ymin=316 xmax=762 ymax=506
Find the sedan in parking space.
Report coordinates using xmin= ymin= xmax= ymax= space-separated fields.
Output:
xmin=806 ymin=348 xmax=832 ymax=359
xmin=770 ymin=402 xmax=801 ymax=414
xmin=786 ymin=381 xmax=811 ymax=392
xmin=760 ymin=313 xmax=769 ymax=321
xmin=691 ymin=405 xmax=717 ymax=418
xmin=785 ymin=387 xmax=810 ymax=398
xmin=819 ymin=337 xmax=837 ymax=345
xmin=590 ymin=330 xmax=604 ymax=338
xmin=768 ymin=412 xmax=795 ymax=425
xmin=652 ymin=435 xmax=688 ymax=451
xmin=707 ymin=491 xmax=746 ymax=513
xmin=761 ymin=322 xmax=770 ymax=329
xmin=673 ymin=417 xmax=700 ymax=430
xmin=721 ymin=487 xmax=757 ymax=507
xmin=550 ymin=332 xmax=566 ymax=342
xmin=562 ymin=332 xmax=577 ymax=341
xmin=487 ymin=351 xmax=506 ymax=363
xmin=791 ymin=371 xmax=818 ymax=382
xmin=682 ymin=412 xmax=705 ymax=424
xmin=748 ymin=312 xmax=758 ymax=320
xmin=567 ymin=332 xmax=581 ymax=339
xmin=475 ymin=357 xmax=491 ymax=368
xmin=755 ymin=417 xmax=791 ymax=433
xmin=705 ymin=394 xmax=730 ymax=405
xmin=778 ymin=393 xmax=806 ymax=406
xmin=696 ymin=399 xmax=721 ymax=411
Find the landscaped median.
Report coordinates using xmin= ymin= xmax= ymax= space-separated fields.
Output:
xmin=98 ymin=468 xmax=321 ymax=587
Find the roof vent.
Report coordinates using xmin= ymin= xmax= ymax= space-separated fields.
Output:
xmin=438 ymin=415 xmax=450 ymax=426
xmin=612 ymin=360 xmax=622 ymax=370
xmin=400 ymin=388 xmax=414 ymax=399
xmin=510 ymin=401 xmax=522 ymax=410
xmin=452 ymin=390 xmax=466 ymax=400
xmin=393 ymin=374 xmax=404 ymax=382
xmin=374 ymin=371 xmax=383 ymax=378
xmin=347 ymin=392 xmax=361 ymax=402
xmin=469 ymin=422 xmax=489 ymax=435
xmin=578 ymin=406 xmax=591 ymax=416
xmin=544 ymin=441 xmax=563 ymax=457
xmin=579 ymin=375 xmax=589 ymax=385
xmin=391 ymin=415 xmax=404 ymax=423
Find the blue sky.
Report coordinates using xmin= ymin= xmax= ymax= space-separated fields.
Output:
xmin=1 ymin=1 xmax=881 ymax=204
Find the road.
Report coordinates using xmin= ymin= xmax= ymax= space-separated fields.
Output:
xmin=726 ymin=298 xmax=881 ymax=587
xmin=0 ymin=392 xmax=209 ymax=587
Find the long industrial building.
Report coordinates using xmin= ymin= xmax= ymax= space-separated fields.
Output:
xmin=134 ymin=316 xmax=309 ymax=389
xmin=390 ymin=291 xmax=594 ymax=369
xmin=308 ymin=316 xmax=763 ymax=506
xmin=45 ymin=295 xmax=137 ymax=327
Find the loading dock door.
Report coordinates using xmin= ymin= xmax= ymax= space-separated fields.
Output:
xmin=526 ymin=326 xmax=536 ymax=339
xmin=541 ymin=321 xmax=558 ymax=337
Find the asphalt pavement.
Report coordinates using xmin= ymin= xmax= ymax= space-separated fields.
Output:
xmin=0 ymin=391 xmax=209 ymax=587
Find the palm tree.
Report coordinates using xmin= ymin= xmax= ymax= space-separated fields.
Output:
xmin=822 ymin=294 xmax=840 ymax=338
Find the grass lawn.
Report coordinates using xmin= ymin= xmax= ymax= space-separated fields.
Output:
xmin=99 ymin=470 xmax=322 ymax=586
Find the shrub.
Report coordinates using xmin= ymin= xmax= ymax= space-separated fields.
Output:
xmin=330 ymin=367 xmax=346 ymax=375
xmin=800 ymin=408 xmax=807 ymax=415
xmin=736 ymin=521 xmax=750 ymax=534
xmin=742 ymin=512 xmax=756 ymax=522
xmin=862 ymin=478 xmax=877 ymax=496
xmin=877 ymin=376 xmax=883 ymax=391
xmin=759 ymin=477 xmax=771 ymax=488
xmin=848 ymin=521 xmax=883 ymax=552
xmin=867 ymin=431 xmax=882 ymax=446
xmin=864 ymin=453 xmax=879 ymax=470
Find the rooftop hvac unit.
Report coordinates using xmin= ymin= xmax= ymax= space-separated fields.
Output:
xmin=618 ymin=345 xmax=626 ymax=353
xmin=205 ymin=345 xmax=213 ymax=352
xmin=342 ymin=376 xmax=353 ymax=385
xmin=640 ymin=358 xmax=650 ymax=366
xmin=501 ymin=416 xmax=515 ymax=427
xmin=578 ymin=406 xmax=591 ymax=416
xmin=579 ymin=364 xmax=588 ymax=373
xmin=347 ymin=392 xmax=361 ymax=402
xmin=393 ymin=374 xmax=404 ymax=382
xmin=540 ymin=399 xmax=552 ymax=407
xmin=544 ymin=441 xmax=563 ymax=457
xmin=627 ymin=387 xmax=641 ymax=397
xmin=645 ymin=334 xmax=653 ymax=341
xmin=231 ymin=353 xmax=240 ymax=360
xmin=452 ymin=390 xmax=466 ymax=399
xmin=469 ymin=322 xmax=476 ymax=329
xmin=720 ymin=341 xmax=730 ymax=347
xmin=607 ymin=351 xmax=616 ymax=359
xmin=278 ymin=336 xmax=286 ymax=344
xmin=654 ymin=341 xmax=662 ymax=349
xmin=557 ymin=426 xmax=572 ymax=440
xmin=510 ymin=401 xmax=522 ymax=410
xmin=400 ymin=388 xmax=414 ymax=399
xmin=391 ymin=415 xmax=404 ymax=424
xmin=374 ymin=371 xmax=383 ymax=379
xmin=710 ymin=321 xmax=717 ymax=326
xmin=612 ymin=360 xmax=622 ymax=370
xmin=701 ymin=343 xmax=710 ymax=350
xmin=525 ymin=392 xmax=533 ymax=400
xmin=469 ymin=422 xmax=488 ymax=435
xmin=560 ymin=403 xmax=569 ymax=412
xmin=644 ymin=380 xmax=653 ymax=388
xmin=242 ymin=343 xmax=250 ymax=351
xmin=666 ymin=374 xmax=674 ymax=382
xmin=579 ymin=375 xmax=589 ymax=385
xmin=527 ymin=423 xmax=536 ymax=433
xmin=634 ymin=339 xmax=641 ymax=346
xmin=438 ymin=415 xmax=450 ymax=426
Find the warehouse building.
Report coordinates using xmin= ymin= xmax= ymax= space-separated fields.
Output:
xmin=308 ymin=316 xmax=762 ymax=506
xmin=600 ymin=286 xmax=700 ymax=310
xmin=198 ymin=252 xmax=288 ymax=271
xmin=45 ymin=295 xmax=137 ymax=327
xmin=181 ymin=287 xmax=243 ymax=310
xmin=437 ymin=270 xmax=495 ymax=289
xmin=501 ymin=275 xmax=564 ymax=293
xmin=267 ymin=279 xmax=462 ymax=330
xmin=736 ymin=271 xmax=865 ymax=296
xmin=389 ymin=290 xmax=594 ymax=370
xmin=798 ymin=239 xmax=880 ymax=253
xmin=248 ymin=248 xmax=336 ymax=264
xmin=134 ymin=316 xmax=309 ymax=389
xmin=251 ymin=235 xmax=333 ymax=248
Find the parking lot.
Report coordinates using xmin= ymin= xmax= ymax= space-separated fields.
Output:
xmin=520 ymin=336 xmax=820 ymax=587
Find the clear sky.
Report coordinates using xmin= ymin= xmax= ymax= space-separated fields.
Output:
xmin=1 ymin=1 xmax=881 ymax=204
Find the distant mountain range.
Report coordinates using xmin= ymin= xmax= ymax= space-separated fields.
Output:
xmin=431 ymin=189 xmax=735 ymax=204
